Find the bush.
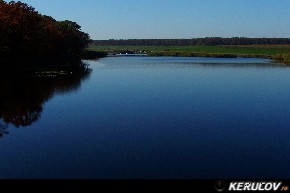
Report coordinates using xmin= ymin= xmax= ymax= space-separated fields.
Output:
xmin=81 ymin=50 xmax=108 ymax=59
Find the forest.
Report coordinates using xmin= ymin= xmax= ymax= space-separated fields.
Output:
xmin=92 ymin=38 xmax=290 ymax=47
xmin=0 ymin=1 xmax=92 ymax=70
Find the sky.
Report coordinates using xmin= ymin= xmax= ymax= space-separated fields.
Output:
xmin=9 ymin=0 xmax=290 ymax=40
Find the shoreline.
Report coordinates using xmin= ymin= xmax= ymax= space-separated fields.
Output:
xmin=147 ymin=52 xmax=289 ymax=65
xmin=101 ymin=52 xmax=289 ymax=65
xmin=88 ymin=45 xmax=290 ymax=65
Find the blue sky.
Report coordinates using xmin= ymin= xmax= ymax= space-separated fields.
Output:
xmin=10 ymin=0 xmax=290 ymax=40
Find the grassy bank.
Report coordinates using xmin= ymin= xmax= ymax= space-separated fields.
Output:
xmin=88 ymin=45 xmax=290 ymax=64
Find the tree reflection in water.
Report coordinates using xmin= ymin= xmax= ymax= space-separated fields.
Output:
xmin=0 ymin=68 xmax=91 ymax=138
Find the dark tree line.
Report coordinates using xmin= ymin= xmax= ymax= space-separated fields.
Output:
xmin=93 ymin=37 xmax=290 ymax=46
xmin=0 ymin=1 xmax=91 ymax=68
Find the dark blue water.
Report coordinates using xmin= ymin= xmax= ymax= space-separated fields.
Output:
xmin=0 ymin=57 xmax=289 ymax=179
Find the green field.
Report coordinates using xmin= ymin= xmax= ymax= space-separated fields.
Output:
xmin=89 ymin=45 xmax=290 ymax=55
xmin=88 ymin=45 xmax=290 ymax=64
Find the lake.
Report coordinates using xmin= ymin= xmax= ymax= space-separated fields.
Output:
xmin=0 ymin=57 xmax=289 ymax=179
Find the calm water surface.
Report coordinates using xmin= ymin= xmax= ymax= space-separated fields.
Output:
xmin=0 ymin=57 xmax=289 ymax=179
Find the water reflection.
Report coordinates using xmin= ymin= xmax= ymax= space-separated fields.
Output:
xmin=0 ymin=69 xmax=91 ymax=137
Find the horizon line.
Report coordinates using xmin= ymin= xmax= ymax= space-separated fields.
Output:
xmin=93 ymin=37 xmax=290 ymax=41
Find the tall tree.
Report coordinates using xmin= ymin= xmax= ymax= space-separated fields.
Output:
xmin=0 ymin=1 xmax=91 ymax=67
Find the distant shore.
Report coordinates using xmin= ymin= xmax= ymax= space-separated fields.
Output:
xmin=88 ymin=45 xmax=290 ymax=65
